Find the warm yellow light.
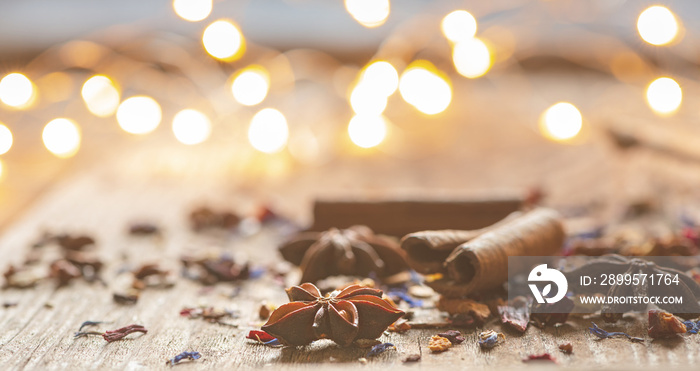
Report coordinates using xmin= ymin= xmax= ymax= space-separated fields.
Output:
xmin=248 ymin=108 xmax=289 ymax=154
xmin=344 ymin=0 xmax=390 ymax=28
xmin=540 ymin=102 xmax=583 ymax=141
xmin=81 ymin=75 xmax=120 ymax=117
xmin=452 ymin=38 xmax=492 ymax=78
xmin=442 ymin=10 xmax=477 ymax=43
xmin=42 ymin=118 xmax=81 ymax=158
xmin=202 ymin=20 xmax=245 ymax=61
xmin=637 ymin=6 xmax=679 ymax=46
xmin=348 ymin=115 xmax=388 ymax=148
xmin=360 ymin=61 xmax=399 ymax=97
xmin=116 ymin=96 xmax=162 ymax=135
xmin=173 ymin=0 xmax=212 ymax=22
xmin=0 ymin=124 xmax=12 ymax=155
xmin=350 ymin=83 xmax=387 ymax=116
xmin=0 ymin=73 xmax=34 ymax=108
xmin=399 ymin=63 xmax=452 ymax=115
xmin=172 ymin=109 xmax=211 ymax=145
xmin=232 ymin=66 xmax=270 ymax=106
xmin=0 ymin=159 xmax=4 ymax=180
xmin=646 ymin=77 xmax=682 ymax=115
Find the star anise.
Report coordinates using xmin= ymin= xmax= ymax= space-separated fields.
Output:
xmin=261 ymin=283 xmax=404 ymax=347
xmin=279 ymin=225 xmax=409 ymax=283
xmin=564 ymin=255 xmax=700 ymax=320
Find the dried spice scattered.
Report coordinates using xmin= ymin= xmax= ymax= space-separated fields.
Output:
xmin=559 ymin=343 xmax=573 ymax=354
xmin=3 ymin=265 xmax=42 ymax=288
xmin=261 ymin=282 xmax=404 ymax=346
xmin=180 ymin=307 xmax=236 ymax=324
xmin=74 ymin=324 xmax=147 ymax=342
xmin=388 ymin=318 xmax=411 ymax=333
xmin=259 ymin=303 xmax=272 ymax=320
xmin=387 ymin=289 xmax=423 ymax=308
xmin=683 ymin=320 xmax=700 ymax=334
xmin=49 ymin=259 xmax=82 ymax=287
xmin=78 ymin=321 xmax=110 ymax=332
xmin=588 ymin=322 xmax=643 ymax=343
xmin=403 ymin=354 xmax=421 ymax=363
xmin=478 ymin=330 xmax=505 ymax=349
xmin=167 ymin=351 xmax=201 ymax=366
xmin=437 ymin=330 xmax=465 ymax=344
xmin=437 ymin=297 xmax=491 ymax=324
xmin=129 ymin=223 xmax=161 ymax=236
xmin=366 ymin=343 xmax=396 ymax=357
xmin=530 ymin=297 xmax=574 ymax=327
xmin=523 ymin=353 xmax=556 ymax=363
xmin=181 ymin=254 xmax=250 ymax=285
xmin=428 ymin=335 xmax=452 ymax=352
xmin=498 ymin=296 xmax=530 ymax=333
xmin=278 ymin=225 xmax=409 ymax=284
xmin=648 ymin=310 xmax=687 ymax=338
xmin=113 ymin=292 xmax=139 ymax=305
xmin=565 ymin=255 xmax=700 ymax=321
xmin=55 ymin=234 xmax=96 ymax=251
xmin=189 ymin=206 xmax=240 ymax=232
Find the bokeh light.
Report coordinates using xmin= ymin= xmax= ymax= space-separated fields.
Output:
xmin=0 ymin=124 xmax=12 ymax=155
xmin=203 ymin=20 xmax=245 ymax=61
xmin=344 ymin=0 xmax=390 ymax=28
xmin=348 ymin=115 xmax=388 ymax=148
xmin=81 ymin=75 xmax=120 ymax=117
xmin=173 ymin=0 xmax=212 ymax=22
xmin=399 ymin=62 xmax=452 ymax=115
xmin=637 ymin=6 xmax=679 ymax=46
xmin=116 ymin=96 xmax=162 ymax=135
xmin=646 ymin=77 xmax=682 ymax=115
xmin=0 ymin=159 xmax=4 ymax=180
xmin=452 ymin=38 xmax=492 ymax=78
xmin=172 ymin=109 xmax=211 ymax=145
xmin=248 ymin=108 xmax=289 ymax=154
xmin=42 ymin=118 xmax=81 ymax=158
xmin=0 ymin=73 xmax=34 ymax=108
xmin=540 ymin=102 xmax=583 ymax=141
xmin=232 ymin=66 xmax=270 ymax=106
xmin=442 ymin=10 xmax=478 ymax=43
xmin=350 ymin=83 xmax=388 ymax=115
xmin=360 ymin=61 xmax=399 ymax=97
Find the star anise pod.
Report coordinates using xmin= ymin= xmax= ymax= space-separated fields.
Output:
xmin=279 ymin=225 xmax=409 ymax=283
xmin=261 ymin=283 xmax=404 ymax=347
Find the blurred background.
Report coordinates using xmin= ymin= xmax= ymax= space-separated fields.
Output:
xmin=0 ymin=0 xmax=699 ymax=229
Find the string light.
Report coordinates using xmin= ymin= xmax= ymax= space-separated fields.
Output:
xmin=442 ymin=10 xmax=478 ymax=43
xmin=172 ymin=109 xmax=211 ymax=145
xmin=232 ymin=66 xmax=270 ymax=106
xmin=348 ymin=115 xmax=388 ymax=148
xmin=360 ymin=61 xmax=399 ymax=97
xmin=173 ymin=0 xmax=212 ymax=22
xmin=637 ymin=6 xmax=679 ymax=46
xmin=248 ymin=108 xmax=289 ymax=154
xmin=0 ymin=73 xmax=34 ymax=108
xmin=452 ymin=38 xmax=492 ymax=78
xmin=539 ymin=102 xmax=582 ymax=141
xmin=202 ymin=20 xmax=245 ymax=61
xmin=399 ymin=62 xmax=452 ymax=115
xmin=42 ymin=118 xmax=81 ymax=158
xmin=116 ymin=96 xmax=162 ymax=135
xmin=81 ymin=75 xmax=120 ymax=117
xmin=0 ymin=124 xmax=12 ymax=155
xmin=646 ymin=77 xmax=682 ymax=115
xmin=344 ymin=0 xmax=390 ymax=28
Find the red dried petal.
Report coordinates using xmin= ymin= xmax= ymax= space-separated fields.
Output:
xmin=246 ymin=330 xmax=276 ymax=343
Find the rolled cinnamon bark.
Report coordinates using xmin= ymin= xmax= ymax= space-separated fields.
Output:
xmin=400 ymin=212 xmax=522 ymax=274
xmin=310 ymin=197 xmax=524 ymax=237
xmin=427 ymin=208 xmax=564 ymax=297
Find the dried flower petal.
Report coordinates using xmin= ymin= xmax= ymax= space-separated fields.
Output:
xmin=437 ymin=297 xmax=490 ymax=323
xmin=588 ymin=322 xmax=643 ymax=343
xmin=167 ymin=351 xmax=201 ymax=366
xmin=403 ymin=354 xmax=421 ymax=363
xmin=437 ymin=330 xmax=465 ymax=344
xmin=559 ymin=343 xmax=573 ymax=354
xmin=366 ymin=343 xmax=396 ymax=357
xmin=247 ymin=330 xmax=277 ymax=343
xmin=498 ymin=296 xmax=530 ymax=333
xmin=478 ymin=330 xmax=505 ymax=349
xmin=523 ymin=353 xmax=556 ymax=363
xmin=648 ymin=310 xmax=686 ymax=338
xmin=429 ymin=335 xmax=452 ymax=352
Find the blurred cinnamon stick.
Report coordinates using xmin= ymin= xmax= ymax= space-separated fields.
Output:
xmin=310 ymin=197 xmax=524 ymax=237
xmin=401 ymin=212 xmax=521 ymax=274
xmin=427 ymin=208 xmax=564 ymax=297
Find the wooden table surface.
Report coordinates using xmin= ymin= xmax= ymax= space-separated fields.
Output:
xmin=2 ymin=66 xmax=700 ymax=370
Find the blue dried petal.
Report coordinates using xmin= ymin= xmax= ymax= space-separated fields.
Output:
xmin=683 ymin=320 xmax=700 ymax=334
xmin=478 ymin=333 xmax=499 ymax=349
xmin=169 ymin=351 xmax=201 ymax=366
xmin=366 ymin=343 xmax=396 ymax=357
xmin=249 ymin=267 xmax=266 ymax=279
xmin=263 ymin=338 xmax=283 ymax=347
xmin=387 ymin=290 xmax=423 ymax=308
xmin=588 ymin=323 xmax=643 ymax=343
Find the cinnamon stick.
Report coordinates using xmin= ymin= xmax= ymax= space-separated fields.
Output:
xmin=401 ymin=212 xmax=522 ymax=274
xmin=427 ymin=208 xmax=564 ymax=297
xmin=310 ymin=197 xmax=524 ymax=237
